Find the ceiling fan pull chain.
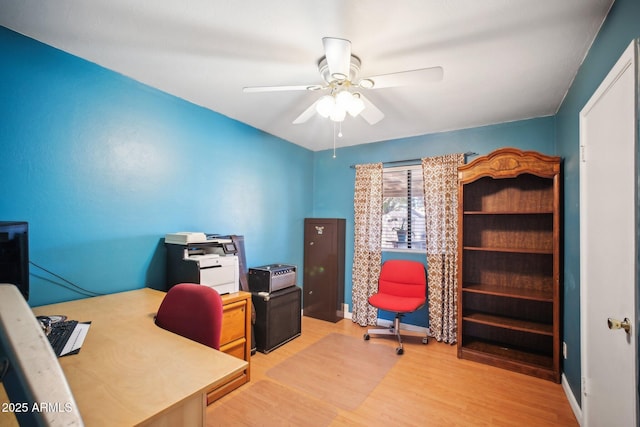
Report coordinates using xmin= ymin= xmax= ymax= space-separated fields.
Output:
xmin=333 ymin=122 xmax=337 ymax=158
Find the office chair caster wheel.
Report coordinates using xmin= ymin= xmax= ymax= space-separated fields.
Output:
xmin=363 ymin=333 xmax=370 ymax=341
xmin=422 ymin=337 xmax=429 ymax=344
xmin=396 ymin=347 xmax=404 ymax=355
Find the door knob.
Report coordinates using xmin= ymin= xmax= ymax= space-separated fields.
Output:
xmin=607 ymin=317 xmax=631 ymax=334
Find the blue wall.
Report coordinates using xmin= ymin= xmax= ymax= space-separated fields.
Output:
xmin=312 ymin=117 xmax=556 ymax=326
xmin=2 ymin=0 xmax=639 ymax=407
xmin=0 ymin=27 xmax=314 ymax=306
xmin=555 ymin=0 xmax=640 ymax=406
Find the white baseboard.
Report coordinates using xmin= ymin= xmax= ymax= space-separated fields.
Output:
xmin=562 ymin=373 xmax=582 ymax=425
xmin=342 ymin=303 xmax=351 ymax=319
xmin=343 ymin=307 xmax=430 ymax=335
xmin=371 ymin=317 xmax=429 ymax=334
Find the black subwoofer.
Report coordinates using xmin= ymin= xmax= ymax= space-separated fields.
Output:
xmin=252 ymin=286 xmax=301 ymax=354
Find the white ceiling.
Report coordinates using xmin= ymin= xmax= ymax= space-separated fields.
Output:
xmin=0 ymin=0 xmax=614 ymax=151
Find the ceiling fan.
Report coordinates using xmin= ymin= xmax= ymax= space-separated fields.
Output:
xmin=242 ymin=37 xmax=443 ymax=125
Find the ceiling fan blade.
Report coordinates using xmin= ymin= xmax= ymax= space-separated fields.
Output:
xmin=243 ymin=85 xmax=319 ymax=93
xmin=292 ymin=100 xmax=319 ymax=124
xmin=322 ymin=37 xmax=351 ymax=79
xmin=361 ymin=66 xmax=443 ymax=89
xmin=359 ymin=94 xmax=384 ymax=125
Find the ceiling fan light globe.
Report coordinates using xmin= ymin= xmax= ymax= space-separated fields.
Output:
xmin=330 ymin=106 xmax=346 ymax=122
xmin=347 ymin=95 xmax=365 ymax=117
xmin=335 ymin=90 xmax=354 ymax=109
xmin=316 ymin=95 xmax=335 ymax=117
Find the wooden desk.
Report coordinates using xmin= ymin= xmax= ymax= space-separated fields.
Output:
xmin=1 ymin=288 xmax=247 ymax=426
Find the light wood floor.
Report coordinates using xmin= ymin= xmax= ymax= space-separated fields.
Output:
xmin=208 ymin=316 xmax=579 ymax=426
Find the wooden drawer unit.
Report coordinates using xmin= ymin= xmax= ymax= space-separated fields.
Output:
xmin=206 ymin=291 xmax=252 ymax=404
xmin=220 ymin=299 xmax=248 ymax=348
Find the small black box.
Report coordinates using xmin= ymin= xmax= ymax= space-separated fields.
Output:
xmin=252 ymin=286 xmax=301 ymax=354
xmin=248 ymin=264 xmax=296 ymax=293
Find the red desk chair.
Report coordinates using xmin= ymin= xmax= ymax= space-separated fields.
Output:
xmin=155 ymin=283 xmax=223 ymax=350
xmin=363 ymin=260 xmax=429 ymax=354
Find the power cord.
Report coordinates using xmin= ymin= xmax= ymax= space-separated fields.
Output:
xmin=29 ymin=260 xmax=105 ymax=297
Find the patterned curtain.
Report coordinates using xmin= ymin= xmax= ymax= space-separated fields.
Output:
xmin=351 ymin=163 xmax=383 ymax=326
xmin=422 ymin=153 xmax=464 ymax=344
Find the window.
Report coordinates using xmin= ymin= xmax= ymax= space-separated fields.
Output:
xmin=381 ymin=165 xmax=425 ymax=251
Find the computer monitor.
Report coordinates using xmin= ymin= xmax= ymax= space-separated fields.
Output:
xmin=0 ymin=221 xmax=29 ymax=301
xmin=0 ymin=284 xmax=83 ymax=426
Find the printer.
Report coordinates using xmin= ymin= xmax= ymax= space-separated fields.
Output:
xmin=164 ymin=232 xmax=239 ymax=295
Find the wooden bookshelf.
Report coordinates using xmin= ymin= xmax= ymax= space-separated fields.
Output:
xmin=457 ymin=148 xmax=561 ymax=383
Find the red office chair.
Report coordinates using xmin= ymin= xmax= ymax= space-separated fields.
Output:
xmin=363 ymin=260 xmax=429 ymax=354
xmin=155 ymin=283 xmax=223 ymax=350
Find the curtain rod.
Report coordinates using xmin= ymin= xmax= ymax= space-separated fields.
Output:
xmin=349 ymin=151 xmax=478 ymax=169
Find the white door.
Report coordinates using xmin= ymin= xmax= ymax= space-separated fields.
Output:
xmin=579 ymin=40 xmax=638 ymax=426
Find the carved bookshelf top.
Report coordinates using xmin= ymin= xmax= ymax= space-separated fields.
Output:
xmin=458 ymin=147 xmax=560 ymax=183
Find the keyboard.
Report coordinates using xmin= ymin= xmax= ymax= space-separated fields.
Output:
xmin=47 ymin=320 xmax=78 ymax=356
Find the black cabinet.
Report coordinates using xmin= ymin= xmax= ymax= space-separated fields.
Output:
xmin=303 ymin=218 xmax=345 ymax=322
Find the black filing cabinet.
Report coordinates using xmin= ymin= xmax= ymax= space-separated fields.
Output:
xmin=252 ymin=286 xmax=301 ymax=353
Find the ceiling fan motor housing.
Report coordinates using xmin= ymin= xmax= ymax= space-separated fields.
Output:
xmin=318 ymin=55 xmax=361 ymax=84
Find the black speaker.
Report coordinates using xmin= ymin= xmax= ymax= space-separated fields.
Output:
xmin=252 ymin=286 xmax=301 ymax=354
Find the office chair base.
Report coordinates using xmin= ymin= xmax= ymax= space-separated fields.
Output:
xmin=363 ymin=316 xmax=428 ymax=355
xmin=363 ymin=329 xmax=404 ymax=354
